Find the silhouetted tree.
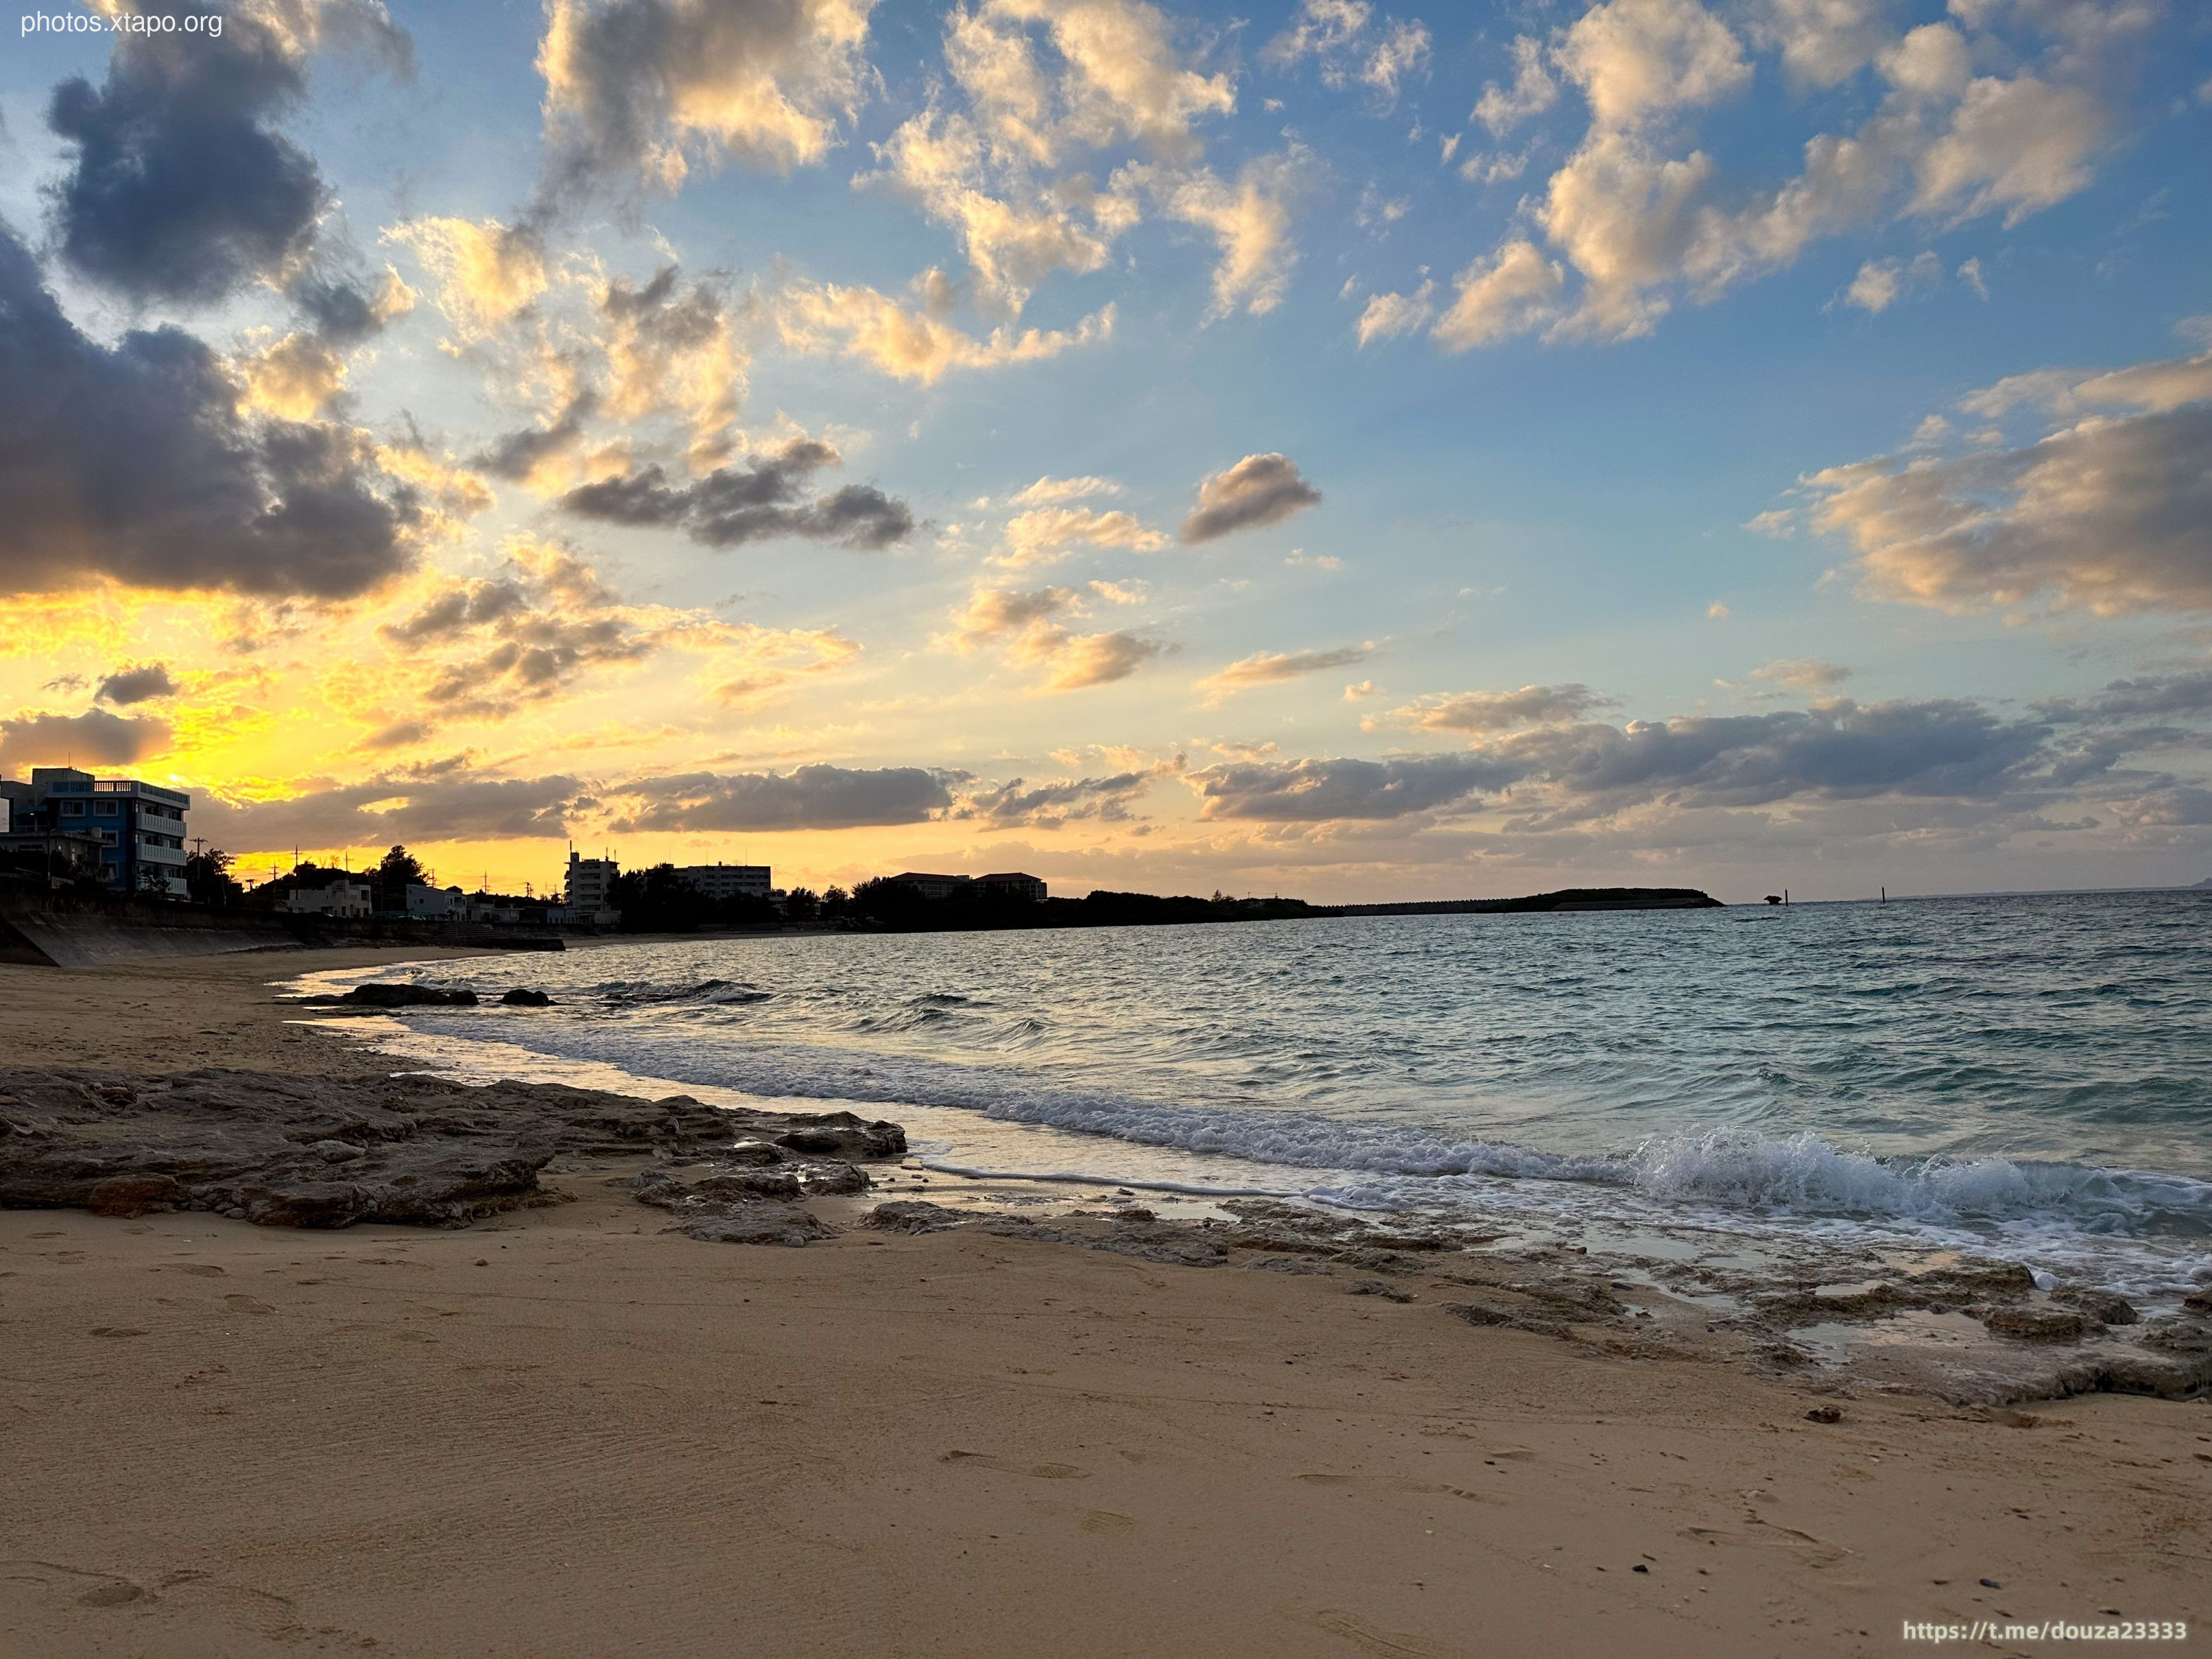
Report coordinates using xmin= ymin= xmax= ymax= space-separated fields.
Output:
xmin=184 ymin=847 xmax=243 ymax=907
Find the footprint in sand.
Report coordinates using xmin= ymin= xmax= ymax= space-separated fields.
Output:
xmin=940 ymin=1450 xmax=1090 ymax=1479
xmin=88 ymin=1327 xmax=148 ymax=1339
xmin=222 ymin=1296 xmax=274 ymax=1315
xmin=1079 ymin=1510 xmax=1137 ymax=1535
xmin=1307 ymin=1608 xmax=1461 ymax=1658
xmin=167 ymin=1264 xmax=226 ymax=1278
xmin=1296 ymin=1474 xmax=1499 ymax=1504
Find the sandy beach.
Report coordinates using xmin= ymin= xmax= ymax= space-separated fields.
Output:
xmin=3 ymin=948 xmax=2209 ymax=1659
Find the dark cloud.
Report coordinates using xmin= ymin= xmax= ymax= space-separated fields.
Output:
xmin=191 ymin=768 xmax=586 ymax=851
xmin=0 ymin=222 xmax=419 ymax=598
xmin=380 ymin=554 xmax=651 ymax=719
xmin=606 ymin=765 xmax=956 ymax=832
xmin=43 ymin=0 xmax=410 ymax=306
xmin=95 ymin=663 xmax=178 ymax=704
xmin=1195 ymin=754 xmax=1517 ymax=820
xmin=1193 ymin=698 xmax=2076 ymax=823
xmin=533 ymin=0 xmax=873 ymax=202
xmin=473 ymin=396 xmax=595 ymax=483
xmin=958 ymin=769 xmax=1163 ymax=828
xmin=0 ymin=708 xmax=171 ymax=769
xmin=559 ymin=441 xmax=912 ymax=549
xmin=1180 ymin=453 xmax=1323 ymax=543
xmin=2038 ymin=671 xmax=2212 ymax=726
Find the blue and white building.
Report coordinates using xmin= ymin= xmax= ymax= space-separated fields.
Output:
xmin=3 ymin=768 xmax=191 ymax=897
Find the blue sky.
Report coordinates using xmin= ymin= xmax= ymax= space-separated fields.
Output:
xmin=1 ymin=0 xmax=2209 ymax=900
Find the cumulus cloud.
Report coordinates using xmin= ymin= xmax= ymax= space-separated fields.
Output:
xmin=1802 ymin=341 xmax=2212 ymax=614
xmin=1355 ymin=278 xmax=1434 ymax=346
xmin=1390 ymin=683 xmax=1616 ymax=732
xmin=95 ymin=663 xmax=180 ymax=705
xmin=1263 ymin=1 xmax=1432 ymax=110
xmin=0 ymin=222 xmax=420 ymax=600
xmin=775 ymin=274 xmax=1114 ymax=383
xmin=1179 ymin=453 xmax=1323 ymax=542
xmin=959 ymin=764 xmax=1169 ymax=826
xmin=43 ymin=0 xmax=410 ymax=305
xmin=0 ymin=707 xmax=172 ymax=769
xmin=939 ymin=582 xmax=1165 ymax=691
xmin=383 ymin=217 xmax=550 ymax=343
xmin=604 ymin=764 xmax=955 ymax=831
xmin=537 ymin=0 xmax=878 ymax=193
xmin=861 ymin=0 xmax=1235 ymax=316
xmin=1141 ymin=154 xmax=1306 ymax=319
xmin=1473 ymin=34 xmax=1558 ymax=134
xmin=239 ymin=267 xmax=416 ymax=419
xmin=194 ymin=765 xmax=585 ymax=850
xmin=597 ymin=266 xmax=749 ymax=462
xmin=1197 ymin=643 xmax=1376 ymax=700
xmin=1842 ymin=250 xmax=1941 ymax=313
xmin=558 ymin=440 xmax=912 ymax=550
xmin=1000 ymin=504 xmax=1167 ymax=566
xmin=1419 ymin=0 xmax=2137 ymax=350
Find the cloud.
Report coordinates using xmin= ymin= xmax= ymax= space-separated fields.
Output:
xmin=43 ymin=0 xmax=409 ymax=305
xmin=1179 ymin=454 xmax=1323 ymax=542
xmin=597 ymin=266 xmax=748 ymax=461
xmin=0 ymin=222 xmax=419 ymax=600
xmin=1842 ymin=250 xmax=1941 ymax=313
xmin=194 ymin=767 xmax=586 ymax=851
xmin=558 ymin=440 xmax=912 ymax=549
xmin=1429 ymin=240 xmax=1566 ymax=352
xmin=1751 ymin=658 xmax=1851 ymax=689
xmin=1473 ymin=32 xmax=1558 ymax=136
xmin=604 ymin=764 xmax=955 ymax=831
xmin=383 ymin=217 xmax=550 ymax=343
xmin=238 ymin=267 xmax=416 ymax=419
xmin=958 ymin=765 xmax=1169 ymax=826
xmin=1142 ymin=154 xmax=1305 ymax=319
xmin=1355 ymin=279 xmax=1434 ymax=346
xmin=1197 ymin=643 xmax=1376 ymax=700
xmin=775 ymin=274 xmax=1114 ymax=383
xmin=1803 ymin=342 xmax=2212 ymax=614
xmin=1008 ymin=475 xmax=1121 ymax=506
xmin=1193 ymin=695 xmax=2074 ymax=824
xmin=939 ymin=582 xmax=1165 ymax=691
xmin=1390 ymin=683 xmax=1616 ymax=732
xmin=0 ymin=707 xmax=171 ymax=769
xmin=1264 ymin=1 xmax=1431 ymax=110
xmin=1193 ymin=753 xmax=1516 ymax=820
xmin=1000 ymin=504 xmax=1167 ymax=566
xmin=536 ymin=0 xmax=879 ymax=193
xmin=1423 ymin=1 xmax=2136 ymax=350
xmin=95 ymin=663 xmax=180 ymax=705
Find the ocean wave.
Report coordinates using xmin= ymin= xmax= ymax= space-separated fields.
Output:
xmin=400 ymin=1016 xmax=2212 ymax=1239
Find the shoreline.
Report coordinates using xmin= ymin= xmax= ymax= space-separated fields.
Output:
xmin=3 ymin=948 xmax=2209 ymax=1656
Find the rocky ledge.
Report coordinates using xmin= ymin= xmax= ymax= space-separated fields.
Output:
xmin=0 ymin=1068 xmax=904 ymax=1230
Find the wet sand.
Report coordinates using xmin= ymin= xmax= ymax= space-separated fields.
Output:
xmin=3 ymin=950 xmax=2208 ymax=1658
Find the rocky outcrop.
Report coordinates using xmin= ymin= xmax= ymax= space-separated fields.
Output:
xmin=500 ymin=988 xmax=554 ymax=1007
xmin=0 ymin=1068 xmax=905 ymax=1230
xmin=298 ymin=983 xmax=479 ymax=1008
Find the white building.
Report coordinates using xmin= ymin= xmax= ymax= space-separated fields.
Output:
xmin=674 ymin=863 xmax=772 ymax=900
xmin=407 ymin=883 xmax=464 ymax=920
xmin=565 ymin=852 xmax=618 ymax=909
xmin=287 ymin=879 xmax=373 ymax=918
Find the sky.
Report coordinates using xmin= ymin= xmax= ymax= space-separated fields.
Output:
xmin=1 ymin=0 xmax=2208 ymax=903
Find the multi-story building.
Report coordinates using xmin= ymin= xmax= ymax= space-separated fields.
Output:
xmin=886 ymin=871 xmax=973 ymax=901
xmin=674 ymin=863 xmax=772 ymax=901
xmin=565 ymin=851 xmax=618 ymax=909
xmin=977 ymin=872 xmax=1047 ymax=903
xmin=885 ymin=870 xmax=1047 ymax=903
xmin=3 ymin=768 xmax=191 ymax=898
xmin=406 ymin=883 xmax=464 ymax=920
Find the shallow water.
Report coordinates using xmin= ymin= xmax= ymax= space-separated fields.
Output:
xmin=289 ymin=890 xmax=2212 ymax=1298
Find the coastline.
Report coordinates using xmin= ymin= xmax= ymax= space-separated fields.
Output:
xmin=3 ymin=949 xmax=2209 ymax=1657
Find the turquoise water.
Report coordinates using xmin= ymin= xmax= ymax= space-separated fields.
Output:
xmin=296 ymin=890 xmax=2212 ymax=1292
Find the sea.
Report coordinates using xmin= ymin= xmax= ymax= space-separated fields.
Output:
xmin=288 ymin=890 xmax=2212 ymax=1306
